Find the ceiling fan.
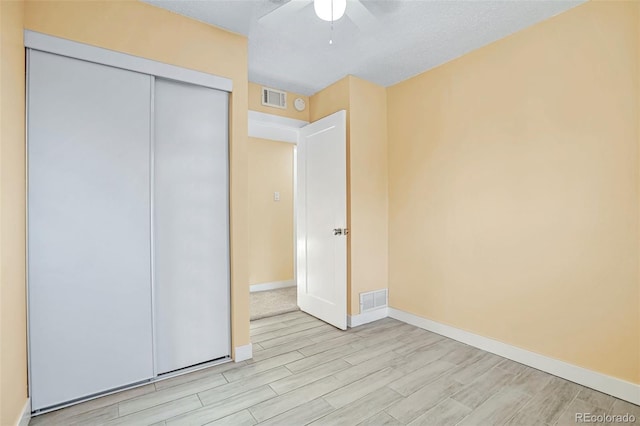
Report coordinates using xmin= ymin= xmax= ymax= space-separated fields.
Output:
xmin=259 ymin=0 xmax=378 ymax=31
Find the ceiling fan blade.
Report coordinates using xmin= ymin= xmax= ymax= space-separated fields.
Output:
xmin=348 ymin=0 xmax=377 ymax=31
xmin=259 ymin=0 xmax=312 ymax=27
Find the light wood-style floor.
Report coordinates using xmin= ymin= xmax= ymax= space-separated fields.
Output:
xmin=31 ymin=311 xmax=639 ymax=425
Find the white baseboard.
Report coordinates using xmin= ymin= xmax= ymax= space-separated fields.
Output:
xmin=250 ymin=280 xmax=295 ymax=293
xmin=388 ymin=308 xmax=640 ymax=406
xmin=348 ymin=307 xmax=389 ymax=327
xmin=17 ymin=397 xmax=30 ymax=426
xmin=234 ymin=343 xmax=253 ymax=362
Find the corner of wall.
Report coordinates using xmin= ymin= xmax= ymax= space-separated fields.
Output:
xmin=0 ymin=0 xmax=28 ymax=424
xmin=346 ymin=76 xmax=389 ymax=315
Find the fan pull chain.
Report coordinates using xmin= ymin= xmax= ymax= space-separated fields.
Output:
xmin=330 ymin=0 xmax=334 ymax=45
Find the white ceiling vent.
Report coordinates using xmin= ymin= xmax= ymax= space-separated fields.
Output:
xmin=262 ymin=86 xmax=287 ymax=109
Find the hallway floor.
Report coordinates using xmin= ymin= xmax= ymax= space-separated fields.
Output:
xmin=250 ymin=286 xmax=298 ymax=320
xmin=30 ymin=311 xmax=639 ymax=425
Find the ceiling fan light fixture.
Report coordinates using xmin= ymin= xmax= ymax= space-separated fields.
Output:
xmin=314 ymin=0 xmax=346 ymax=22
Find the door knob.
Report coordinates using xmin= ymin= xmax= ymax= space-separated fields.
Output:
xmin=333 ymin=228 xmax=349 ymax=236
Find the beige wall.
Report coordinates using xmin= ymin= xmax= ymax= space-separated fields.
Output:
xmin=248 ymin=138 xmax=294 ymax=285
xmin=310 ymin=77 xmax=351 ymax=123
xmin=249 ymin=82 xmax=309 ymax=122
xmin=310 ymin=76 xmax=389 ymax=315
xmin=387 ymin=1 xmax=640 ymax=384
xmin=347 ymin=77 xmax=389 ymax=315
xmin=0 ymin=0 xmax=27 ymax=423
xmin=23 ymin=0 xmax=251 ymax=354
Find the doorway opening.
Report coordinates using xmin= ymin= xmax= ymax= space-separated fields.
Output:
xmin=248 ymin=136 xmax=298 ymax=320
xmin=247 ymin=110 xmax=348 ymax=330
xmin=248 ymin=111 xmax=303 ymax=320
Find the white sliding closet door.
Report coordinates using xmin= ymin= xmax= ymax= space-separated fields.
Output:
xmin=28 ymin=50 xmax=154 ymax=410
xmin=154 ymin=79 xmax=230 ymax=374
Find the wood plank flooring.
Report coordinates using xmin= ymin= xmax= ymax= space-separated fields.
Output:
xmin=30 ymin=311 xmax=640 ymax=425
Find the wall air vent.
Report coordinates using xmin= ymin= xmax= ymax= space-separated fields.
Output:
xmin=262 ymin=86 xmax=287 ymax=109
xmin=360 ymin=289 xmax=388 ymax=313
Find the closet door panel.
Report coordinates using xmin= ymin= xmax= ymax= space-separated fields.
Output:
xmin=154 ymin=79 xmax=230 ymax=374
xmin=28 ymin=50 xmax=154 ymax=410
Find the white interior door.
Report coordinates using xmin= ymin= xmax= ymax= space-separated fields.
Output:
xmin=154 ymin=78 xmax=231 ymax=374
xmin=296 ymin=110 xmax=347 ymax=330
xmin=27 ymin=50 xmax=154 ymax=410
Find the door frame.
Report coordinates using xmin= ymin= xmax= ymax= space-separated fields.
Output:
xmin=247 ymin=110 xmax=308 ymax=292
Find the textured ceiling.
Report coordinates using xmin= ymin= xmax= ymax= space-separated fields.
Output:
xmin=143 ymin=0 xmax=585 ymax=95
